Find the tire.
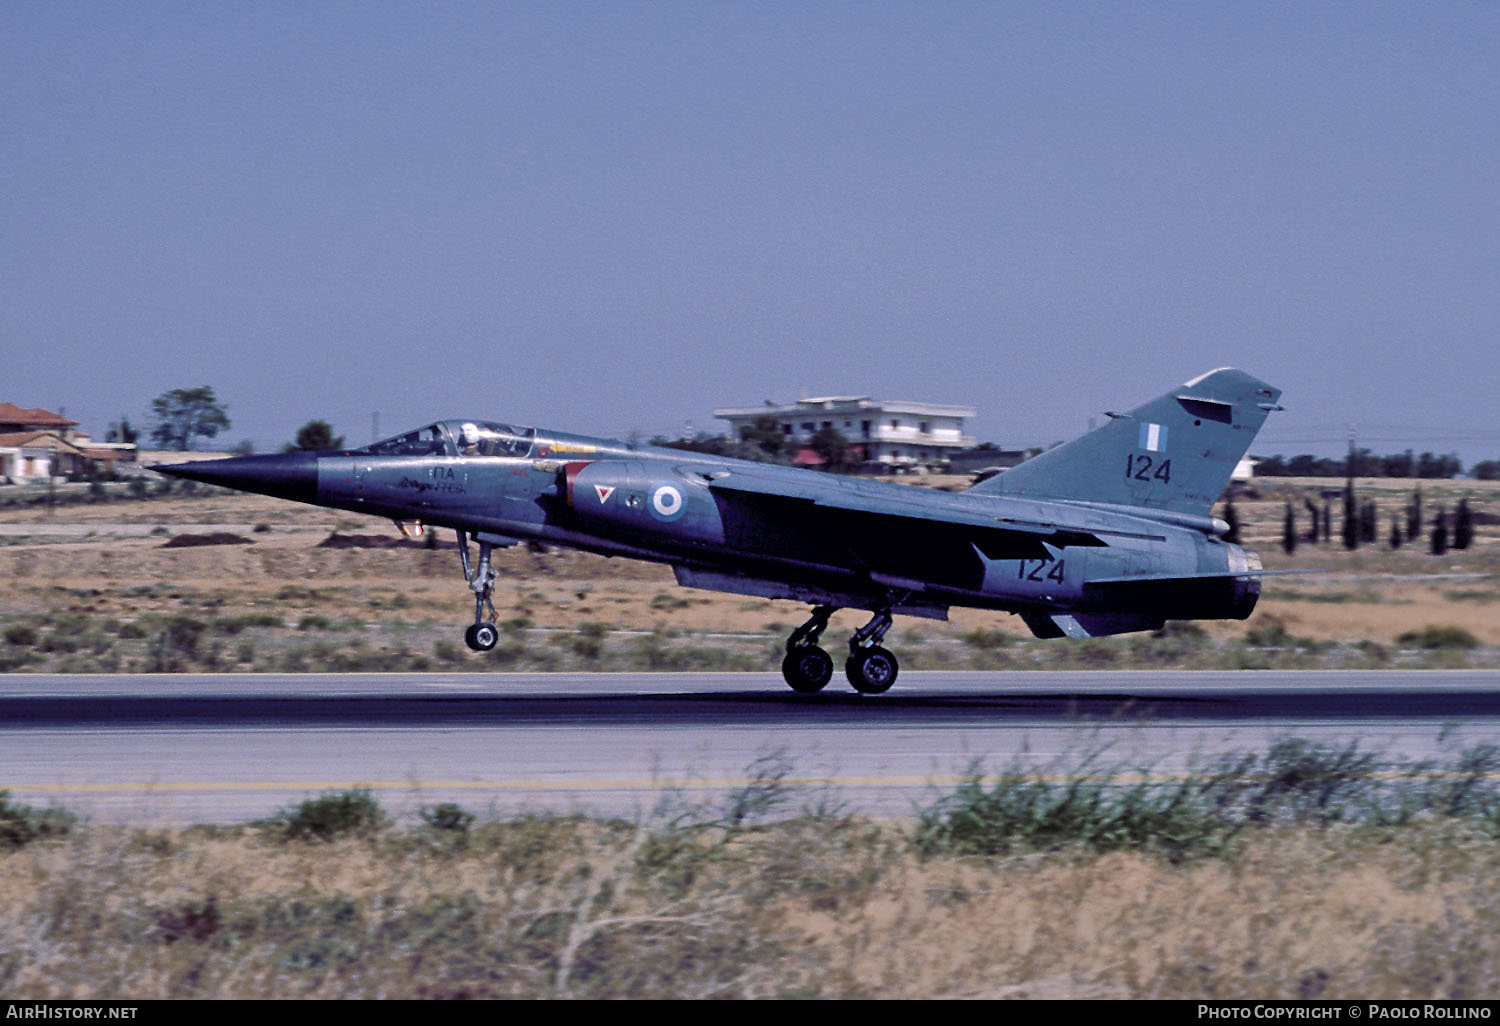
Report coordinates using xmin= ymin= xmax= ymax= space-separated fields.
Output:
xmin=465 ymin=622 xmax=499 ymax=652
xmin=781 ymin=646 xmax=834 ymax=694
xmin=845 ymin=646 xmax=898 ymax=694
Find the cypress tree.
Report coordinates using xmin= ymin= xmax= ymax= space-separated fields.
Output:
xmin=1282 ymin=502 xmax=1297 ymax=555
xmin=1454 ymin=497 xmax=1475 ymax=550
xmin=1342 ymin=480 xmax=1358 ymax=550
xmin=1431 ymin=506 xmax=1449 ymax=556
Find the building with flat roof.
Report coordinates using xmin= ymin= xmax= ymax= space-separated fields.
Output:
xmin=714 ymin=396 xmax=975 ymax=471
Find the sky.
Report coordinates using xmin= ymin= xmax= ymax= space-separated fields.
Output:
xmin=4 ymin=2 xmax=1498 ymax=462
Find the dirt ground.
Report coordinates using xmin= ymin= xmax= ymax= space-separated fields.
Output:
xmin=1 ymin=475 xmax=1496 ymax=667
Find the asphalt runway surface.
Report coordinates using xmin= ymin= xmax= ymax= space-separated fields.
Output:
xmin=4 ymin=670 xmax=1499 ymax=825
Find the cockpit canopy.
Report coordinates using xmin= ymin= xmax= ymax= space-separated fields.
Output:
xmin=359 ymin=421 xmax=535 ymax=459
xmin=362 ymin=423 xmax=451 ymax=457
xmin=455 ymin=421 xmax=535 ymax=458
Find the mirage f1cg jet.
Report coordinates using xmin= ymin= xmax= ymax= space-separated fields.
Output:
xmin=155 ymin=368 xmax=1284 ymax=695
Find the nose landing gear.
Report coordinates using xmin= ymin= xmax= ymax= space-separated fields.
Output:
xmin=457 ymin=530 xmax=504 ymax=652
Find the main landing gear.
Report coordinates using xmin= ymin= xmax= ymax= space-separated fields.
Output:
xmin=781 ymin=603 xmax=900 ymax=695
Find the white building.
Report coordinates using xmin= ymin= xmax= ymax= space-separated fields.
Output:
xmin=0 ymin=404 xmax=138 ymax=483
xmin=714 ymin=397 xmax=975 ymax=470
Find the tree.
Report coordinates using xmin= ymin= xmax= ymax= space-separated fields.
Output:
xmin=1342 ymin=480 xmax=1359 ymax=550
xmin=1302 ymin=498 xmax=1320 ymax=545
xmin=289 ymin=420 xmax=345 ymax=452
xmin=1431 ymin=506 xmax=1449 ymax=556
xmin=1454 ymin=497 xmax=1475 ymax=550
xmin=648 ymin=432 xmax=733 ymax=457
xmin=1382 ymin=450 xmax=1415 ymax=478
xmin=1222 ymin=499 xmax=1241 ymax=543
xmin=1253 ymin=454 xmax=1287 ymax=476
xmin=106 ymin=418 xmax=138 ymax=444
xmin=1417 ymin=452 xmax=1463 ymax=479
xmin=149 ymin=387 xmax=230 ymax=451
xmin=1361 ymin=499 xmax=1378 ymax=544
xmin=1281 ymin=502 xmax=1297 ymax=555
xmin=737 ymin=415 xmax=786 ymax=461
xmin=809 ymin=425 xmax=850 ymax=470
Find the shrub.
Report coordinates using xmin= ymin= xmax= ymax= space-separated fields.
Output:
xmin=145 ymin=616 xmax=207 ymax=671
xmin=421 ymin=802 xmax=476 ymax=834
xmin=3 ymin=623 xmax=39 ymax=647
xmin=571 ymin=621 xmax=609 ymax=660
xmin=960 ymin=628 xmax=1008 ymax=650
xmin=1205 ymin=738 xmax=1382 ymax=826
xmin=914 ymin=760 xmax=1228 ymax=863
xmin=1396 ymin=625 xmax=1481 ymax=650
xmin=268 ymin=789 xmax=385 ymax=841
xmin=913 ymin=739 xmax=1435 ymax=862
xmin=0 ymin=791 xmax=75 ymax=848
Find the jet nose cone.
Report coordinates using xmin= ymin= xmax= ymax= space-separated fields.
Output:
xmin=152 ymin=452 xmax=320 ymax=504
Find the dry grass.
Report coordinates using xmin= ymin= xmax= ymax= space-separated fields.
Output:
xmin=4 ymin=811 xmax=1500 ymax=999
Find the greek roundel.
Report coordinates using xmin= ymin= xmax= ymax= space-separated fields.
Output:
xmin=649 ymin=483 xmax=685 ymax=521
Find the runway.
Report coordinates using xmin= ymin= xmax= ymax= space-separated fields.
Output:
xmin=3 ymin=670 xmax=1499 ymax=825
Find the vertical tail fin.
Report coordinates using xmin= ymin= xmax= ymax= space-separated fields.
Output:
xmin=969 ymin=368 xmax=1282 ymax=515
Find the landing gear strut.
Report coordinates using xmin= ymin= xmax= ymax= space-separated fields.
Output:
xmin=845 ymin=606 xmax=898 ymax=695
xmin=779 ymin=599 xmax=902 ymax=695
xmin=781 ymin=604 xmax=835 ymax=693
xmin=458 ymin=530 xmax=499 ymax=651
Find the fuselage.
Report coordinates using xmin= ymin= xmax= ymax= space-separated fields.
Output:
xmin=230 ymin=418 xmax=1261 ymax=628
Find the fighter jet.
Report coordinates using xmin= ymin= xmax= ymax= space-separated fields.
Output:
xmin=155 ymin=368 xmax=1285 ymax=694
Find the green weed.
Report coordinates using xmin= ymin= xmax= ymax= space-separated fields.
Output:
xmin=263 ymin=789 xmax=386 ymax=842
xmin=0 ymin=791 xmax=75 ymax=848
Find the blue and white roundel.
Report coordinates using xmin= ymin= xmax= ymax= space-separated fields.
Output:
xmin=649 ymin=483 xmax=685 ymax=521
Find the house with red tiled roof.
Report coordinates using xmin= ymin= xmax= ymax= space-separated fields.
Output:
xmin=0 ymin=404 xmax=137 ymax=483
xmin=0 ymin=403 xmax=79 ymax=435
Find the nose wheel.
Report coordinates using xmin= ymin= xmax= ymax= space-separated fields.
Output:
xmin=465 ymin=622 xmax=499 ymax=652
